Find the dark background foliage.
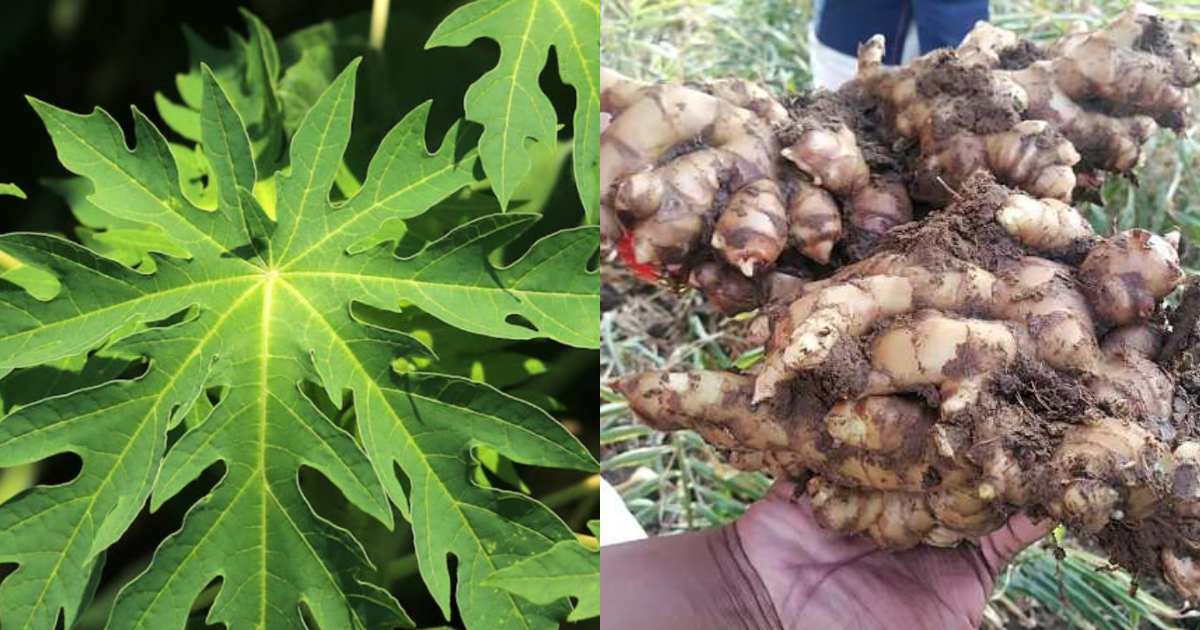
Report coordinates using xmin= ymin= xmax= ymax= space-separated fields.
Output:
xmin=0 ymin=1 xmax=597 ymax=627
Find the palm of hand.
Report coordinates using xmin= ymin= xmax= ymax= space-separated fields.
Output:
xmin=737 ymin=482 xmax=1052 ymax=630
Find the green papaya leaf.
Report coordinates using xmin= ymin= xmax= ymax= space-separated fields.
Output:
xmin=485 ymin=537 xmax=600 ymax=621
xmin=0 ymin=54 xmax=596 ymax=629
xmin=427 ymin=0 xmax=600 ymax=221
xmin=155 ymin=9 xmax=284 ymax=172
xmin=0 ymin=182 xmax=26 ymax=198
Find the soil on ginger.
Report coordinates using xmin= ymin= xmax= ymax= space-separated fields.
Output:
xmin=914 ymin=52 xmax=1022 ymax=139
xmin=880 ymin=174 xmax=1037 ymax=270
xmin=958 ymin=355 xmax=1095 ymax=514
xmin=780 ymin=89 xmax=906 ymax=175
xmin=1167 ymin=279 xmax=1200 ymax=444
xmin=1135 ymin=15 xmax=1178 ymax=58
xmin=827 ymin=174 xmax=1200 ymax=585
xmin=997 ymin=40 xmax=1045 ymax=70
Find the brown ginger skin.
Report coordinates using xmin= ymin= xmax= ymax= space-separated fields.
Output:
xmin=852 ymin=37 xmax=1081 ymax=203
xmin=600 ymin=70 xmax=785 ymax=274
xmin=711 ymin=179 xmax=789 ymax=277
xmin=616 ymin=175 xmax=1200 ymax=596
xmin=601 ymin=71 xmax=910 ymax=282
xmin=853 ymin=4 xmax=1199 ymax=203
xmin=601 ymin=7 xmax=1198 ymax=313
xmin=606 ymin=11 xmax=1200 ymax=593
xmin=780 ymin=119 xmax=913 ymax=255
xmin=1080 ymin=228 xmax=1184 ymax=326
xmin=787 ymin=180 xmax=842 ymax=265
xmin=687 ymin=261 xmax=762 ymax=315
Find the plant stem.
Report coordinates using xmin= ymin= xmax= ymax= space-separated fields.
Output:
xmin=540 ymin=474 xmax=600 ymax=510
xmin=369 ymin=0 xmax=391 ymax=53
xmin=568 ymin=489 xmax=599 ymax=531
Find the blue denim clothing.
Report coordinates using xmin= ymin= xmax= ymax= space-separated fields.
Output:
xmin=815 ymin=0 xmax=989 ymax=64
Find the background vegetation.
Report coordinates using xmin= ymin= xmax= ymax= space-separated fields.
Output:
xmin=601 ymin=1 xmax=1200 ymax=627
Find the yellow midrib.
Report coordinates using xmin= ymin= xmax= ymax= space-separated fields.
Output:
xmin=281 ymin=282 xmax=546 ymax=627
xmin=256 ymin=273 xmax=275 ymax=628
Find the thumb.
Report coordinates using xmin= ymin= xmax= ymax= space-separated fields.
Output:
xmin=979 ymin=513 xmax=1056 ymax=573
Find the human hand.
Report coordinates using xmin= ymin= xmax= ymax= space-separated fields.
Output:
xmin=736 ymin=480 xmax=1054 ymax=629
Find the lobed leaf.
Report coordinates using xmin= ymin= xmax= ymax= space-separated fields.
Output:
xmin=427 ymin=0 xmax=600 ymax=220
xmin=0 ymin=49 xmax=597 ymax=629
xmin=485 ymin=538 xmax=600 ymax=621
xmin=156 ymin=10 xmax=284 ymax=171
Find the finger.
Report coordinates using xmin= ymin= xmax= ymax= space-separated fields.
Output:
xmin=980 ymin=513 xmax=1056 ymax=569
xmin=764 ymin=478 xmax=801 ymax=502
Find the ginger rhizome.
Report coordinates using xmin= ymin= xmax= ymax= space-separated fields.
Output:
xmin=600 ymin=71 xmax=786 ymax=276
xmin=615 ymin=175 xmax=1200 ymax=597
xmin=600 ymin=6 xmax=1198 ymax=318
xmin=853 ymin=6 xmax=1198 ymax=205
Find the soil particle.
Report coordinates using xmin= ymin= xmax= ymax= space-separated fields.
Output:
xmin=782 ymin=90 xmax=860 ymax=136
xmin=781 ymin=89 xmax=907 ymax=174
xmin=991 ymin=354 xmax=1099 ymax=426
xmin=1094 ymin=521 xmax=1177 ymax=580
xmin=1092 ymin=491 xmax=1200 ymax=580
xmin=953 ymin=354 xmax=1098 ymax=493
xmin=1135 ymin=15 xmax=1176 ymax=58
xmin=914 ymin=52 xmax=1021 ymax=138
xmin=997 ymin=40 xmax=1045 ymax=70
xmin=786 ymin=336 xmax=870 ymax=407
xmin=876 ymin=173 xmax=1026 ymax=272
xmin=1162 ymin=277 xmax=1200 ymax=365
xmin=1171 ymin=362 xmax=1200 ymax=444
xmin=942 ymin=336 xmax=993 ymax=380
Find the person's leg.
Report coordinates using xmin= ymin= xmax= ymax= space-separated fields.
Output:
xmin=808 ymin=25 xmax=860 ymax=89
xmin=911 ymin=0 xmax=989 ymax=53
xmin=810 ymin=0 xmax=913 ymax=89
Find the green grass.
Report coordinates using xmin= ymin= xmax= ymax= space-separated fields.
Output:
xmin=602 ymin=0 xmax=812 ymax=91
xmin=601 ymin=0 xmax=1200 ymax=626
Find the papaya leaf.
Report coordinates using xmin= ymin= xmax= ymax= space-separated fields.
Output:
xmin=484 ymin=537 xmax=600 ymax=621
xmin=427 ymin=0 xmax=600 ymax=221
xmin=0 ymin=183 xmax=26 ymax=198
xmin=0 ymin=55 xmax=596 ymax=629
xmin=155 ymin=9 xmax=284 ymax=172
xmin=0 ymin=349 xmax=134 ymax=414
xmin=0 ymin=205 xmax=58 ymax=301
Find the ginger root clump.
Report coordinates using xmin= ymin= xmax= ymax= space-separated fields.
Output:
xmin=615 ymin=175 xmax=1200 ymax=596
xmin=600 ymin=6 xmax=1198 ymax=320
